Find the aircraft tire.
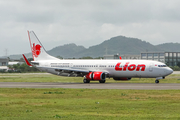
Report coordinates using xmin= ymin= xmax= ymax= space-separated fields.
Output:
xmin=99 ymin=80 xmax=106 ymax=83
xmin=155 ymin=80 xmax=159 ymax=84
xmin=83 ymin=79 xmax=90 ymax=83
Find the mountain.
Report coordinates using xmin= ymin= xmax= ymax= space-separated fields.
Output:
xmin=6 ymin=36 xmax=180 ymax=59
xmin=77 ymin=36 xmax=163 ymax=58
xmin=156 ymin=43 xmax=180 ymax=52
xmin=48 ymin=43 xmax=86 ymax=58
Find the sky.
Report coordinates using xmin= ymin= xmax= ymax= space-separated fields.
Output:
xmin=0 ymin=0 xmax=180 ymax=56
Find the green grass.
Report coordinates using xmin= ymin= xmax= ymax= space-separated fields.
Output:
xmin=0 ymin=73 xmax=180 ymax=83
xmin=0 ymin=88 xmax=180 ymax=120
xmin=0 ymin=73 xmax=180 ymax=119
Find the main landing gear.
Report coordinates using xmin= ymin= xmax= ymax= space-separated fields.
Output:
xmin=83 ymin=78 xmax=106 ymax=83
xmin=83 ymin=79 xmax=90 ymax=83
xmin=99 ymin=80 xmax=106 ymax=83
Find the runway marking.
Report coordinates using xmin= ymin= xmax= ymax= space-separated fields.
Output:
xmin=0 ymin=82 xmax=180 ymax=90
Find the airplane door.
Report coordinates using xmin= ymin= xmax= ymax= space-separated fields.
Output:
xmin=149 ymin=63 xmax=153 ymax=72
xmin=70 ymin=63 xmax=73 ymax=68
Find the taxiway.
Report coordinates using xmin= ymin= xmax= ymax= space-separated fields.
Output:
xmin=0 ymin=82 xmax=180 ymax=90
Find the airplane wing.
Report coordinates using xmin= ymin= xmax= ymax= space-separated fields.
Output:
xmin=54 ymin=67 xmax=109 ymax=76
xmin=55 ymin=68 xmax=89 ymax=74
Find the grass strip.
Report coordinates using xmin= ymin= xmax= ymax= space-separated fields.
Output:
xmin=0 ymin=88 xmax=180 ymax=120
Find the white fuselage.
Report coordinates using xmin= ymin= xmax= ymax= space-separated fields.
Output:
xmin=33 ymin=59 xmax=173 ymax=78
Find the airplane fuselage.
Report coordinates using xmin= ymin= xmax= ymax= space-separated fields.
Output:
xmin=32 ymin=59 xmax=173 ymax=79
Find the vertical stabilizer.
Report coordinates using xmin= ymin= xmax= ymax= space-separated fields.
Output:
xmin=28 ymin=31 xmax=59 ymax=61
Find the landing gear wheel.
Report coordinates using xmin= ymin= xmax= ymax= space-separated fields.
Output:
xmin=155 ymin=80 xmax=159 ymax=84
xmin=83 ymin=79 xmax=90 ymax=83
xmin=99 ymin=80 xmax=106 ymax=83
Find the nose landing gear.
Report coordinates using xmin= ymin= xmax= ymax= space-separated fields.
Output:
xmin=155 ymin=77 xmax=165 ymax=83
xmin=155 ymin=80 xmax=159 ymax=83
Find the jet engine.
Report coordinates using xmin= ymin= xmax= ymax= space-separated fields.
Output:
xmin=86 ymin=72 xmax=106 ymax=80
xmin=113 ymin=77 xmax=131 ymax=81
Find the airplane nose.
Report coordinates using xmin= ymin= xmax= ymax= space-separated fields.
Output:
xmin=166 ymin=67 xmax=173 ymax=75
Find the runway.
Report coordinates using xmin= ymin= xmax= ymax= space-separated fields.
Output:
xmin=0 ymin=82 xmax=180 ymax=90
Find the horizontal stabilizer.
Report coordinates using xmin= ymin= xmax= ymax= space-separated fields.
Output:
xmin=22 ymin=54 xmax=32 ymax=67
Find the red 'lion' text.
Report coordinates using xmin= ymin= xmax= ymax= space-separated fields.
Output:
xmin=115 ymin=62 xmax=146 ymax=71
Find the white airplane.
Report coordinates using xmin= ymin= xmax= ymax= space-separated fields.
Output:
xmin=23 ymin=31 xmax=173 ymax=83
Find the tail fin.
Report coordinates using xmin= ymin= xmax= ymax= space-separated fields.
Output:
xmin=28 ymin=31 xmax=59 ymax=61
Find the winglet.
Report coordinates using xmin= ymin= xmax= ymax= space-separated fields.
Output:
xmin=119 ymin=56 xmax=122 ymax=60
xmin=22 ymin=54 xmax=32 ymax=67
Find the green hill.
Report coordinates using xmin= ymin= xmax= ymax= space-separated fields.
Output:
xmin=47 ymin=36 xmax=164 ymax=58
xmin=7 ymin=36 xmax=180 ymax=59
xmin=48 ymin=43 xmax=86 ymax=58
xmin=156 ymin=43 xmax=180 ymax=52
xmin=77 ymin=36 xmax=163 ymax=58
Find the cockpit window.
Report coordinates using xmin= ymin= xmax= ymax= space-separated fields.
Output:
xmin=158 ymin=65 xmax=167 ymax=67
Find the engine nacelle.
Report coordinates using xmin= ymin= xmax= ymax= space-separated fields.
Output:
xmin=113 ymin=77 xmax=131 ymax=81
xmin=86 ymin=72 xmax=106 ymax=80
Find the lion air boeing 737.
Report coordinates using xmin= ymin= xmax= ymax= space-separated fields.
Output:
xmin=23 ymin=31 xmax=173 ymax=83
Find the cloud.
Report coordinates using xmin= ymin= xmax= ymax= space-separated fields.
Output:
xmin=98 ymin=23 xmax=123 ymax=40
xmin=0 ymin=0 xmax=180 ymax=56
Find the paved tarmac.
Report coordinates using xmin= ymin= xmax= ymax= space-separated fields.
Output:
xmin=172 ymin=71 xmax=180 ymax=74
xmin=0 ymin=82 xmax=180 ymax=90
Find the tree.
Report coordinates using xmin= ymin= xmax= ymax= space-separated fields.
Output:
xmin=166 ymin=62 xmax=169 ymax=66
xmin=8 ymin=63 xmax=40 ymax=73
xmin=56 ymin=56 xmax=63 ymax=59
xmin=94 ymin=57 xmax=103 ymax=59
xmin=177 ymin=62 xmax=180 ymax=67
xmin=80 ymin=56 xmax=93 ymax=59
xmin=28 ymin=58 xmax=34 ymax=61
xmin=171 ymin=66 xmax=180 ymax=71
